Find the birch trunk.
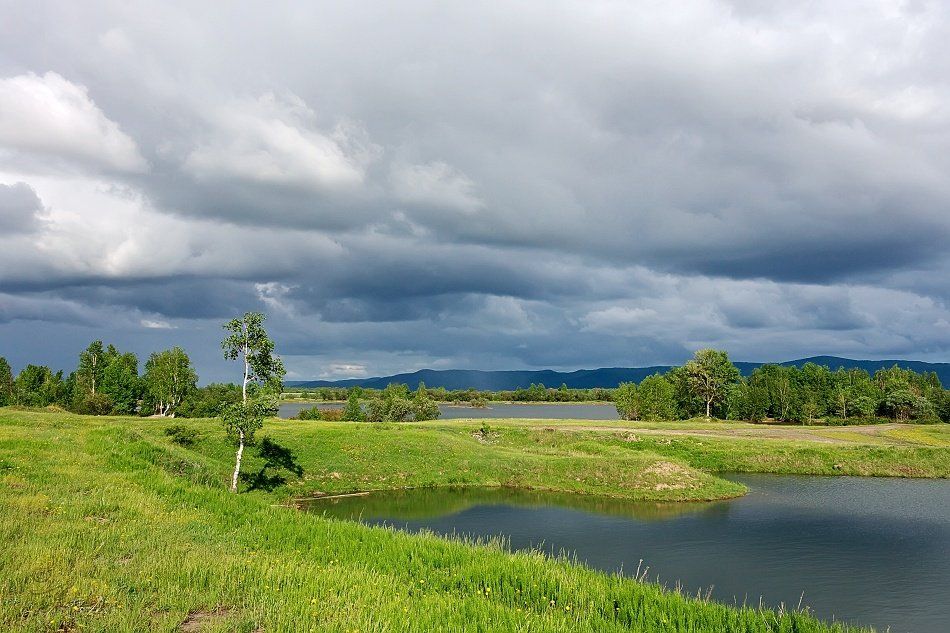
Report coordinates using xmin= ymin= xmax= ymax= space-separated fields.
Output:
xmin=230 ymin=429 xmax=244 ymax=493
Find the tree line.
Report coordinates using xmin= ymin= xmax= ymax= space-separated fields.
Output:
xmin=292 ymin=382 xmax=441 ymax=422
xmin=288 ymin=384 xmax=615 ymax=403
xmin=0 ymin=343 xmax=201 ymax=417
xmin=2 ymin=346 xmax=947 ymax=424
xmin=614 ymin=349 xmax=949 ymax=423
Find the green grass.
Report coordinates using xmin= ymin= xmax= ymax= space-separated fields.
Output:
xmin=5 ymin=410 xmax=946 ymax=631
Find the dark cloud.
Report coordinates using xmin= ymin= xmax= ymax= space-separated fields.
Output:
xmin=0 ymin=1 xmax=949 ymax=380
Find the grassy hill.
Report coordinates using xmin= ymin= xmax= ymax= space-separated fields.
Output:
xmin=4 ymin=409 xmax=948 ymax=631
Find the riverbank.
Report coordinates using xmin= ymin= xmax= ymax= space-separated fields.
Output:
xmin=0 ymin=408 xmax=887 ymax=632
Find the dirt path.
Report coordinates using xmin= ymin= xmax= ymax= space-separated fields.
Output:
xmin=545 ymin=422 xmax=909 ymax=445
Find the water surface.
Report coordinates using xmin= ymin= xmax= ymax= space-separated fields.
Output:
xmin=303 ymin=475 xmax=950 ymax=633
xmin=279 ymin=401 xmax=618 ymax=419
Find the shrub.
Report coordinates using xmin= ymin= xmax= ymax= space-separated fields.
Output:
xmin=164 ymin=424 xmax=200 ymax=446
xmin=74 ymin=392 xmax=115 ymax=416
xmin=294 ymin=406 xmax=323 ymax=420
xmin=320 ymin=408 xmax=344 ymax=421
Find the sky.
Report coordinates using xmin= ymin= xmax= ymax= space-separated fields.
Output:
xmin=1 ymin=1 xmax=949 ymax=382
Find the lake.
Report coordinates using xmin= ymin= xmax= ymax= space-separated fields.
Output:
xmin=279 ymin=401 xmax=619 ymax=419
xmin=302 ymin=475 xmax=950 ymax=633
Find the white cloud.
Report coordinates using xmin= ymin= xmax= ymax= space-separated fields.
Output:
xmin=98 ymin=27 xmax=133 ymax=55
xmin=583 ymin=307 xmax=658 ymax=332
xmin=183 ymin=92 xmax=380 ymax=191
xmin=0 ymin=72 xmax=147 ymax=173
xmin=391 ymin=161 xmax=483 ymax=214
xmin=140 ymin=318 xmax=175 ymax=329
xmin=319 ymin=363 xmax=368 ymax=379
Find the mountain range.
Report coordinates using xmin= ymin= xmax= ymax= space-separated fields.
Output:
xmin=287 ymin=356 xmax=950 ymax=390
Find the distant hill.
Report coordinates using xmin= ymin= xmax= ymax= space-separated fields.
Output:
xmin=287 ymin=356 xmax=950 ymax=390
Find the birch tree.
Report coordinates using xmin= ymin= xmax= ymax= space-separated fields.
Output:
xmin=143 ymin=347 xmax=196 ymax=416
xmin=684 ymin=349 xmax=740 ymax=419
xmin=221 ymin=312 xmax=285 ymax=493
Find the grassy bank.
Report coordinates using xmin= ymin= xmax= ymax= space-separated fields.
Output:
xmin=4 ymin=411 xmax=946 ymax=631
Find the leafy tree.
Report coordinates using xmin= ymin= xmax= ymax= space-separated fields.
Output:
xmin=412 ymin=382 xmax=440 ymax=421
xmin=638 ymin=374 xmax=676 ymax=420
xmin=74 ymin=392 xmax=114 ymax=415
xmin=14 ymin=365 xmax=66 ymax=407
xmin=100 ymin=346 xmax=142 ymax=414
xmin=221 ymin=312 xmax=285 ymax=493
xmin=684 ymin=349 xmax=740 ymax=418
xmin=76 ymin=340 xmax=106 ymax=396
xmin=293 ymin=405 xmax=324 ymax=420
xmin=799 ymin=362 xmax=833 ymax=418
xmin=381 ymin=382 xmax=410 ymax=401
xmin=666 ymin=366 xmax=704 ymax=418
xmin=614 ymin=382 xmax=640 ymax=420
xmin=366 ymin=397 xmax=388 ymax=423
xmin=342 ymin=389 xmax=365 ymax=421
xmin=754 ymin=365 xmax=802 ymax=422
xmin=177 ymin=383 xmax=242 ymax=418
xmin=143 ymin=347 xmax=197 ymax=417
xmin=386 ymin=396 xmax=414 ymax=422
xmin=0 ymin=357 xmax=13 ymax=406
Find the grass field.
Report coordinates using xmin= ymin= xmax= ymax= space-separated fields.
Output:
xmin=3 ymin=408 xmax=947 ymax=631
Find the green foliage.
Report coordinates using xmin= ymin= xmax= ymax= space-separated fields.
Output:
xmin=363 ymin=383 xmax=437 ymax=422
xmin=615 ymin=376 xmax=675 ymax=420
xmin=177 ymin=383 xmax=241 ymax=418
xmin=164 ymin=424 xmax=201 ymax=446
xmin=13 ymin=364 xmax=67 ymax=407
xmin=637 ymin=374 xmax=676 ymax=420
xmin=320 ymin=408 xmax=344 ymax=421
xmin=75 ymin=340 xmax=106 ymax=397
xmin=293 ymin=405 xmax=324 ymax=420
xmin=99 ymin=346 xmax=142 ymax=414
xmin=221 ymin=400 xmax=269 ymax=446
xmin=73 ymin=391 xmax=114 ymax=416
xmin=221 ymin=312 xmax=285 ymax=492
xmin=386 ymin=396 xmax=414 ymax=422
xmin=727 ymin=380 xmax=769 ymax=422
xmin=0 ymin=357 xmax=13 ymax=406
xmin=413 ymin=382 xmax=440 ymax=421
xmin=614 ymin=382 xmax=639 ymax=420
xmin=342 ymin=390 xmax=365 ymax=421
xmin=222 ymin=312 xmax=286 ymax=399
xmin=684 ymin=349 xmax=741 ymax=418
xmin=666 ymin=365 xmax=705 ymax=419
xmin=143 ymin=347 xmax=197 ymax=417
xmin=366 ymin=397 xmax=388 ymax=423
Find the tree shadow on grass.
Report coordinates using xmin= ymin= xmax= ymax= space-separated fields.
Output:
xmin=242 ymin=436 xmax=304 ymax=492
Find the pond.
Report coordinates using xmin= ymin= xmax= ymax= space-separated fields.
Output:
xmin=279 ymin=401 xmax=618 ymax=419
xmin=302 ymin=475 xmax=950 ymax=633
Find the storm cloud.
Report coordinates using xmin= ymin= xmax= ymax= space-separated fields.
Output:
xmin=1 ymin=1 xmax=948 ymax=380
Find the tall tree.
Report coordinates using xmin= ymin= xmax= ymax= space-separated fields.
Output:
xmin=221 ymin=312 xmax=285 ymax=493
xmin=143 ymin=347 xmax=197 ymax=417
xmin=684 ymin=349 xmax=740 ymax=418
xmin=412 ymin=382 xmax=440 ymax=421
xmin=342 ymin=389 xmax=364 ymax=422
xmin=637 ymin=373 xmax=676 ymax=420
xmin=614 ymin=382 xmax=640 ymax=420
xmin=0 ymin=357 xmax=13 ymax=406
xmin=101 ymin=346 xmax=142 ymax=414
xmin=13 ymin=365 xmax=64 ymax=407
xmin=76 ymin=340 xmax=106 ymax=396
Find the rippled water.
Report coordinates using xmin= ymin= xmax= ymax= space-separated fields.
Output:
xmin=303 ymin=475 xmax=950 ymax=633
